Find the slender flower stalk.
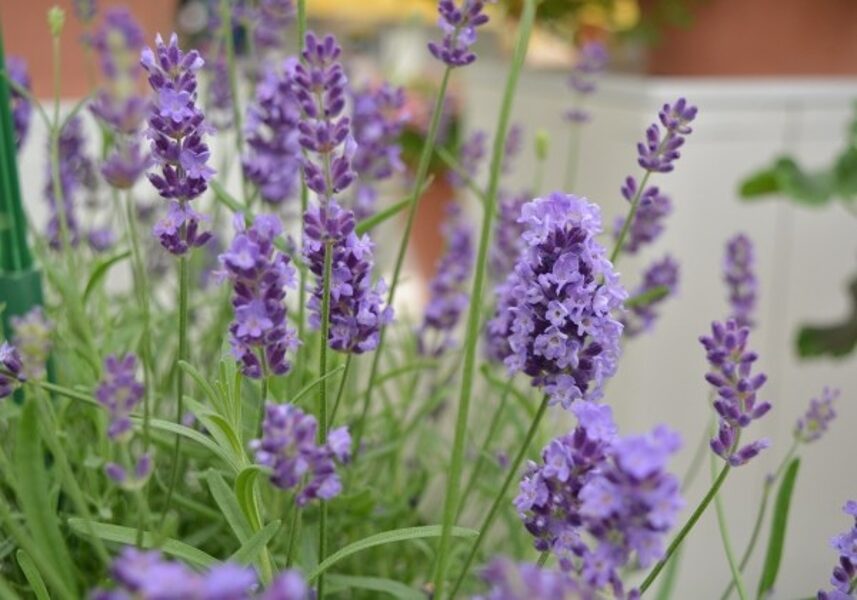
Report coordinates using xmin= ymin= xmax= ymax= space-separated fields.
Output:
xmin=434 ymin=2 xmax=536 ymax=596
xmin=711 ymin=442 xmax=750 ymax=600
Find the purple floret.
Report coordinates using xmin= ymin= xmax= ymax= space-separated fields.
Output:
xmin=428 ymin=0 xmax=491 ymax=68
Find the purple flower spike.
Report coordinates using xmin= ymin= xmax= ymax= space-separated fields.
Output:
xmin=0 ymin=342 xmax=26 ymax=400
xmin=44 ymin=116 xmax=94 ymax=250
xmin=91 ymin=8 xmax=145 ymax=83
xmin=489 ymin=192 xmax=528 ymax=282
xmin=700 ymin=319 xmax=771 ymax=467
xmin=7 ymin=57 xmax=32 ymax=150
xmin=449 ymin=130 xmax=487 ymax=188
xmin=96 ymin=354 xmax=145 ymax=442
xmin=428 ymin=0 xmax=491 ymax=68
xmin=303 ymin=201 xmax=394 ymax=354
xmin=476 ymin=557 xmax=584 ymax=599
xmin=219 ymin=213 xmax=299 ymax=378
xmin=565 ymin=40 xmax=608 ymax=124
xmin=724 ymin=233 xmax=757 ymax=328
xmin=622 ymin=255 xmax=679 ymax=337
xmin=418 ymin=205 xmax=474 ymax=356
xmin=613 ymin=178 xmax=672 ymax=255
xmin=795 ymin=386 xmax=839 ymax=444
xmin=101 ymin=141 xmax=151 ymax=190
xmin=818 ymin=501 xmax=857 ymax=599
xmin=253 ymin=0 xmax=296 ymax=53
xmin=637 ymin=98 xmax=697 ymax=174
xmin=141 ymin=33 xmax=214 ymax=255
xmin=252 ymin=403 xmax=350 ymax=506
xmin=486 ymin=192 xmax=627 ymax=407
xmin=11 ymin=307 xmax=53 ymax=380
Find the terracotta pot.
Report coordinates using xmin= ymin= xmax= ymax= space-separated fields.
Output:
xmin=644 ymin=0 xmax=857 ymax=76
xmin=409 ymin=173 xmax=456 ymax=284
xmin=1 ymin=0 xmax=177 ymax=98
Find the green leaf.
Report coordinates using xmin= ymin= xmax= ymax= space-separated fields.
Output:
xmin=796 ymin=276 xmax=857 ymax=359
xmin=14 ymin=401 xmax=76 ymax=592
xmin=307 ymin=525 xmax=478 ymax=582
xmin=205 ymin=470 xmax=252 ymax=544
xmin=833 ymin=146 xmax=857 ymax=198
xmin=327 ymin=574 xmax=424 ymax=600
xmin=135 ymin=417 xmax=240 ymax=471
xmin=83 ymin=250 xmax=131 ymax=303
xmin=625 ymin=284 xmax=670 ymax=309
xmin=16 ymin=550 xmax=50 ymax=600
xmin=179 ymin=360 xmax=226 ymax=415
xmin=292 ymin=365 xmax=345 ymax=405
xmin=235 ymin=465 xmax=265 ymax=531
xmin=228 ymin=520 xmax=281 ymax=565
xmin=67 ymin=519 xmax=219 ymax=568
xmin=740 ymin=158 xmax=833 ymax=206
xmin=757 ymin=458 xmax=801 ymax=597
xmin=355 ymin=197 xmax=410 ymax=235
xmin=653 ymin=546 xmax=682 ymax=600
xmin=184 ymin=397 xmax=243 ymax=458
xmin=739 ymin=166 xmax=782 ymax=198
xmin=210 ymin=180 xmax=246 ymax=213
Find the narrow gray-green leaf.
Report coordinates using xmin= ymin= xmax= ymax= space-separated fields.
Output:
xmin=134 ymin=417 xmax=238 ymax=471
xmin=235 ymin=465 xmax=265 ymax=531
xmin=206 ymin=470 xmax=252 ymax=543
xmin=292 ymin=365 xmax=345 ymax=405
xmin=228 ymin=520 xmax=281 ymax=565
xmin=327 ymin=574 xmax=424 ymax=600
xmin=83 ymin=250 xmax=131 ymax=303
xmin=355 ymin=198 xmax=410 ymax=235
xmin=757 ymin=458 xmax=800 ymax=597
xmin=16 ymin=550 xmax=50 ymax=600
xmin=179 ymin=360 xmax=226 ymax=415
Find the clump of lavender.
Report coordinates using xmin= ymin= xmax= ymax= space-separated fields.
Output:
xmin=242 ymin=62 xmax=302 ymax=206
xmin=622 ymin=256 xmax=679 ymax=337
xmin=486 ymin=192 xmax=627 ymax=407
xmin=795 ymin=386 xmax=839 ymax=444
xmin=565 ymin=40 xmax=608 ymax=124
xmin=252 ymin=403 xmax=351 ymax=506
xmin=252 ymin=0 xmax=296 ymax=55
xmin=724 ymin=233 xmax=757 ymax=328
xmin=351 ymin=82 xmax=407 ymax=220
xmin=700 ymin=319 xmax=771 ymax=466
xmin=0 ymin=342 xmax=26 ymax=400
xmin=428 ymin=0 xmax=491 ymax=68
xmin=475 ymin=558 xmax=584 ymax=600
xmin=219 ymin=213 xmax=299 ymax=378
xmin=44 ymin=116 xmax=94 ymax=249
xmin=488 ymin=192 xmax=527 ymax=282
xmin=303 ymin=202 xmax=393 ymax=353
xmin=140 ymin=33 xmax=214 ymax=255
xmin=612 ymin=180 xmax=672 ymax=254
xmin=417 ymin=205 xmax=474 ymax=356
xmin=6 ymin=56 xmax=32 ymax=150
xmin=10 ymin=307 xmax=53 ymax=379
xmin=818 ymin=501 xmax=857 ymax=599
xmin=449 ymin=130 xmax=487 ymax=187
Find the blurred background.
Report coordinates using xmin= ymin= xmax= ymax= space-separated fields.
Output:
xmin=3 ymin=0 xmax=857 ymax=596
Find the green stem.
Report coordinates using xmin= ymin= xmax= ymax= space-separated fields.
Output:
xmin=317 ymin=240 xmax=333 ymax=599
xmin=328 ymin=354 xmax=353 ymax=428
xmin=161 ymin=253 xmax=190 ymax=527
xmin=639 ymin=462 xmax=733 ymax=594
xmin=434 ymin=3 xmax=537 ymax=596
xmin=682 ymin=416 xmax=714 ymax=493
xmin=711 ymin=451 xmax=749 ymax=600
xmin=353 ymin=66 xmax=453 ymax=453
xmin=285 ymin=501 xmax=302 ymax=568
xmin=610 ymin=170 xmax=652 ymax=265
xmin=448 ymin=394 xmax=549 ymax=598
xmin=296 ymin=0 xmax=307 ymax=43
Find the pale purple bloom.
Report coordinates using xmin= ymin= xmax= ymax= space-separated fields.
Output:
xmin=475 ymin=558 xmax=584 ymax=599
xmin=489 ymin=192 xmax=528 ymax=282
xmin=205 ymin=56 xmax=233 ymax=129
xmin=612 ymin=178 xmax=672 ymax=255
xmin=6 ymin=56 xmax=32 ymax=150
xmin=96 ymin=354 xmax=144 ymax=441
xmin=90 ymin=8 xmax=145 ymax=82
xmin=637 ymin=98 xmax=697 ymax=174
xmin=100 ymin=141 xmax=151 ymax=190
xmin=44 ymin=116 xmax=94 ymax=249
xmin=0 ymin=342 xmax=26 ymax=400
xmin=10 ymin=307 xmax=52 ymax=379
xmin=252 ymin=0 xmax=296 ymax=53
xmin=262 ymin=570 xmax=315 ymax=600
xmin=795 ymin=387 xmax=839 ymax=444
xmin=818 ymin=501 xmax=857 ymax=599
xmin=428 ymin=0 xmax=491 ymax=68
xmin=724 ymin=233 xmax=757 ymax=328
xmin=565 ymin=41 xmax=608 ymax=123
xmin=622 ymin=255 xmax=679 ymax=337
xmin=486 ymin=193 xmax=627 ymax=407
xmin=502 ymin=123 xmax=524 ymax=174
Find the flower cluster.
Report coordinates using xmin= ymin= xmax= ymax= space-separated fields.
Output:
xmin=818 ymin=501 xmax=857 ymax=599
xmin=795 ymin=386 xmax=839 ymax=444
xmin=242 ymin=63 xmax=302 ymax=205
xmin=475 ymin=558 xmax=585 ymax=600
xmin=449 ymin=130 xmax=487 ymax=188
xmin=7 ymin=56 xmax=32 ymax=150
xmin=566 ymin=41 xmax=608 ymax=123
xmin=303 ymin=202 xmax=394 ymax=353
xmin=428 ymin=0 xmax=491 ymax=68
xmin=252 ymin=403 xmax=351 ymax=506
xmin=290 ymin=32 xmax=355 ymax=199
xmin=489 ymin=192 xmax=528 ymax=281
xmin=613 ymin=178 xmax=672 ymax=255
xmin=10 ymin=307 xmax=53 ymax=379
xmin=219 ymin=213 xmax=299 ymax=378
xmin=351 ymin=82 xmax=407 ymax=220
xmin=0 ymin=342 xmax=26 ymax=400
xmin=637 ymin=98 xmax=697 ymax=174
xmin=515 ymin=403 xmax=681 ymax=597
xmin=418 ymin=205 xmax=474 ymax=356
xmin=701 ymin=319 xmax=771 ymax=466
xmin=486 ymin=192 xmax=627 ymax=407
xmin=141 ymin=33 xmax=215 ymax=255
xmin=93 ymin=547 xmax=314 ymax=599
xmin=622 ymin=256 xmax=679 ymax=337
xmin=724 ymin=233 xmax=757 ymax=328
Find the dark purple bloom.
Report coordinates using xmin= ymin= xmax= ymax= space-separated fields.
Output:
xmin=0 ymin=342 xmax=26 ymax=400
xmin=141 ymin=33 xmax=214 ymax=255
xmin=795 ymin=386 xmax=839 ymax=444
xmin=242 ymin=62 xmax=302 ymax=206
xmin=612 ymin=178 xmax=672 ymax=255
xmin=723 ymin=233 xmax=757 ymax=329
xmin=6 ymin=56 xmax=32 ymax=150
xmin=637 ymin=98 xmax=697 ymax=174
xmin=219 ymin=213 xmax=299 ymax=378
xmin=486 ymin=193 xmax=627 ymax=407
xmin=489 ymin=192 xmax=528 ymax=282
xmin=428 ymin=0 xmax=491 ymax=68
xmin=10 ymin=307 xmax=52 ymax=380
xmin=475 ymin=557 xmax=584 ymax=599
xmin=96 ymin=354 xmax=145 ymax=441
xmin=252 ymin=403 xmax=350 ymax=506
xmin=303 ymin=201 xmax=394 ymax=354
xmin=818 ymin=501 xmax=857 ymax=599
xmin=700 ymin=319 xmax=771 ymax=467
xmin=565 ymin=40 xmax=608 ymax=124
xmin=622 ymin=255 xmax=679 ymax=337
xmin=418 ymin=205 xmax=474 ymax=356
xmin=449 ymin=130 xmax=486 ymax=188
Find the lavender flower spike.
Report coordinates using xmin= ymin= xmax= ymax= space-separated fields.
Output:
xmin=637 ymin=98 xmax=697 ymax=174
xmin=141 ymin=33 xmax=215 ymax=255
xmin=700 ymin=319 xmax=771 ymax=467
xmin=0 ymin=342 xmax=26 ymax=400
xmin=486 ymin=192 xmax=627 ymax=407
xmin=795 ymin=386 xmax=839 ymax=444
xmin=724 ymin=233 xmax=757 ymax=328
xmin=11 ymin=307 xmax=53 ymax=379
xmin=475 ymin=558 xmax=585 ymax=599
xmin=449 ymin=130 xmax=487 ymax=188
xmin=622 ymin=255 xmax=679 ymax=337
xmin=612 ymin=178 xmax=672 ymax=255
xmin=428 ymin=0 xmax=491 ymax=68
xmin=818 ymin=501 xmax=857 ymax=599
xmin=566 ymin=40 xmax=608 ymax=124
xmin=96 ymin=354 xmax=145 ymax=441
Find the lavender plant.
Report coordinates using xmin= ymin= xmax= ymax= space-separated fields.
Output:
xmin=0 ymin=2 xmax=850 ymax=600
